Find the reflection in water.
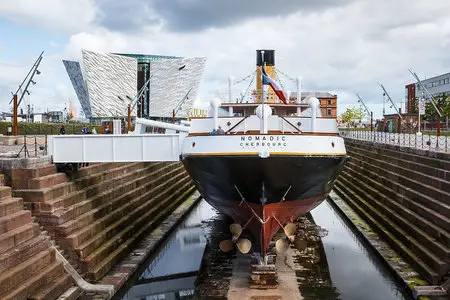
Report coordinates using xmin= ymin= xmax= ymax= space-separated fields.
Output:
xmin=311 ymin=200 xmax=412 ymax=300
xmin=119 ymin=200 xmax=217 ymax=300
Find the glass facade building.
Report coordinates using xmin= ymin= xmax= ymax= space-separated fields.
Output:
xmin=63 ymin=50 xmax=206 ymax=119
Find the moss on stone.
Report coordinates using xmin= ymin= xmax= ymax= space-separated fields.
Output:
xmin=390 ymin=256 xmax=401 ymax=263
xmin=407 ymin=277 xmax=427 ymax=286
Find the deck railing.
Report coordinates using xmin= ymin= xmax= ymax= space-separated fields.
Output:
xmin=339 ymin=130 xmax=450 ymax=153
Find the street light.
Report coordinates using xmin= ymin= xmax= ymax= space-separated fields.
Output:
xmin=356 ymin=93 xmax=373 ymax=132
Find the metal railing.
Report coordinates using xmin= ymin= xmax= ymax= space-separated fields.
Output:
xmin=0 ymin=135 xmax=48 ymax=158
xmin=340 ymin=131 xmax=450 ymax=153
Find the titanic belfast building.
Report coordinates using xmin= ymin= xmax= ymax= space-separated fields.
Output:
xmin=63 ymin=49 xmax=206 ymax=120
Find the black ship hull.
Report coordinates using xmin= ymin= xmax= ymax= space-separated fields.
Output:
xmin=182 ymin=154 xmax=347 ymax=253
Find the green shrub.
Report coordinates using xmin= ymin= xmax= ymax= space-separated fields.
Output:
xmin=0 ymin=122 xmax=102 ymax=135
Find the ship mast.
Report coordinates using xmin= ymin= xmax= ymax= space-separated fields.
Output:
xmin=261 ymin=50 xmax=266 ymax=134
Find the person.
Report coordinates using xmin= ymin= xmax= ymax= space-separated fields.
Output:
xmin=82 ymin=126 xmax=88 ymax=134
xmin=91 ymin=128 xmax=97 ymax=134
xmin=217 ymin=126 xmax=225 ymax=135
xmin=59 ymin=125 xmax=66 ymax=135
xmin=210 ymin=129 xmax=217 ymax=135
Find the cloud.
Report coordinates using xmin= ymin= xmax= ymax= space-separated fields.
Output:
xmin=94 ymin=0 xmax=161 ymax=33
xmin=2 ymin=0 xmax=450 ymax=119
xmin=149 ymin=0 xmax=355 ymax=32
xmin=0 ymin=0 xmax=97 ymax=33
xmin=0 ymin=53 xmax=76 ymax=113
xmin=90 ymin=0 xmax=356 ymax=33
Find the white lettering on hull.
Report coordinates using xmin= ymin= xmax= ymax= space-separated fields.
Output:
xmin=240 ymin=135 xmax=287 ymax=148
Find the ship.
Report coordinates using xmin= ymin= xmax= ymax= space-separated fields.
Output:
xmin=179 ymin=50 xmax=348 ymax=256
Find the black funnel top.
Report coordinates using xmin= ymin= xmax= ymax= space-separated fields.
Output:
xmin=256 ymin=50 xmax=275 ymax=66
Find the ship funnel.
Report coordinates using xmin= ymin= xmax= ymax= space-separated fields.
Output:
xmin=256 ymin=50 xmax=275 ymax=103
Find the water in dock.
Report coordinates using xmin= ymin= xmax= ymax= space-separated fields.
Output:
xmin=311 ymin=201 xmax=411 ymax=300
xmin=114 ymin=200 xmax=413 ymax=299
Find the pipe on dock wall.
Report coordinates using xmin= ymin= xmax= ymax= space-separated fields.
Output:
xmin=54 ymin=247 xmax=115 ymax=299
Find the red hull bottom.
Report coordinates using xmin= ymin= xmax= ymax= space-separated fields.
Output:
xmin=213 ymin=195 xmax=326 ymax=255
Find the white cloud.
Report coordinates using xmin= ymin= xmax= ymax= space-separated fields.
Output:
xmin=49 ymin=41 xmax=59 ymax=48
xmin=0 ymin=0 xmax=97 ymax=34
xmin=1 ymin=0 xmax=450 ymax=118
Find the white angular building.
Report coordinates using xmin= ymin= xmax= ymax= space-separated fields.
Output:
xmin=63 ymin=50 xmax=206 ymax=120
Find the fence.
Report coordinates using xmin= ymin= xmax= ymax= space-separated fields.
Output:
xmin=0 ymin=122 xmax=102 ymax=136
xmin=0 ymin=135 xmax=48 ymax=158
xmin=340 ymin=130 xmax=450 ymax=153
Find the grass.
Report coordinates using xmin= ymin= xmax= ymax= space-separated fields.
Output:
xmin=338 ymin=127 xmax=371 ymax=131
xmin=421 ymin=131 xmax=450 ymax=136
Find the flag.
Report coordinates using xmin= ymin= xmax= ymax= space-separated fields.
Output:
xmin=261 ymin=64 xmax=287 ymax=104
xmin=419 ymin=97 xmax=425 ymax=115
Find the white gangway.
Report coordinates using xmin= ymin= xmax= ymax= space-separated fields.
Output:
xmin=48 ymin=119 xmax=190 ymax=163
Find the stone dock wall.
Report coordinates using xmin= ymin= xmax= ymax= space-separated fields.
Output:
xmin=333 ymin=138 xmax=449 ymax=285
xmin=0 ymin=160 xmax=195 ymax=299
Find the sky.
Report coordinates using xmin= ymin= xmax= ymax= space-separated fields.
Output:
xmin=1 ymin=0 xmax=450 ymax=119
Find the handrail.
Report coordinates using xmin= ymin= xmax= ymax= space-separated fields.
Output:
xmin=226 ymin=116 xmax=250 ymax=134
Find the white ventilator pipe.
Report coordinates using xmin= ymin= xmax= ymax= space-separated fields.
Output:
xmin=228 ymin=76 xmax=234 ymax=103
xmin=228 ymin=106 xmax=234 ymax=116
xmin=296 ymin=77 xmax=302 ymax=116
xmin=135 ymin=118 xmax=190 ymax=134
xmin=256 ymin=104 xmax=272 ymax=134
xmin=309 ymin=97 xmax=320 ymax=132
xmin=211 ymin=98 xmax=222 ymax=131
xmin=180 ymin=120 xmax=192 ymax=126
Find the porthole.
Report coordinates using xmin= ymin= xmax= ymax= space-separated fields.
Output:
xmin=192 ymin=142 xmax=196 ymax=148
xmin=331 ymin=142 xmax=335 ymax=148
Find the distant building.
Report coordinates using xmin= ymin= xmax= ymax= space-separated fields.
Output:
xmin=63 ymin=50 xmax=206 ymax=120
xmin=289 ymin=92 xmax=338 ymax=118
xmin=405 ymin=72 xmax=450 ymax=113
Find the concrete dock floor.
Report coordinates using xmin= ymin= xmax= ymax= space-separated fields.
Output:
xmin=227 ymin=248 xmax=303 ymax=300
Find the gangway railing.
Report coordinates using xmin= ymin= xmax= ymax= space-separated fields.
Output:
xmin=48 ymin=134 xmax=183 ymax=163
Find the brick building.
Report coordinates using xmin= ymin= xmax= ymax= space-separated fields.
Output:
xmin=289 ymin=92 xmax=338 ymax=118
xmin=405 ymin=72 xmax=450 ymax=113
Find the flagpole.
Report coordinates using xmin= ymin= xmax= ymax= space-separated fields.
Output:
xmin=261 ymin=50 xmax=265 ymax=134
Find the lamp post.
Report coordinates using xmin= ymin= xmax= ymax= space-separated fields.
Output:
xmin=13 ymin=94 xmax=18 ymax=136
xmin=409 ymin=69 xmax=442 ymax=136
xmin=10 ymin=52 xmax=43 ymax=135
xmin=356 ymin=93 xmax=373 ymax=132
xmin=378 ymin=83 xmax=402 ymax=133
xmin=118 ymin=96 xmax=132 ymax=133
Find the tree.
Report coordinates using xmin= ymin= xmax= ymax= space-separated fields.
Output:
xmin=341 ymin=106 xmax=366 ymax=126
xmin=411 ymin=97 xmax=419 ymax=114
xmin=423 ymin=93 xmax=450 ymax=122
